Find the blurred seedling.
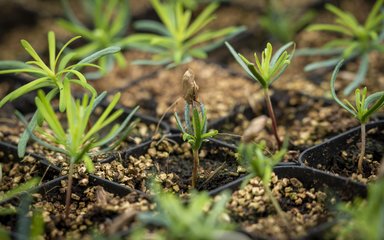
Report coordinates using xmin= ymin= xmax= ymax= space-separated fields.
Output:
xmin=260 ymin=0 xmax=316 ymax=43
xmin=58 ymin=0 xmax=131 ymax=77
xmin=127 ymin=0 xmax=245 ymax=68
xmin=137 ymin=183 xmax=238 ymax=240
xmin=299 ymin=0 xmax=384 ymax=95
xmin=238 ymin=139 xmax=291 ymax=238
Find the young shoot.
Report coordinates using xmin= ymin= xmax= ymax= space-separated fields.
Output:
xmin=19 ymin=80 xmax=139 ymax=218
xmin=138 ymin=183 xmax=236 ymax=240
xmin=0 ymin=31 xmax=120 ymax=157
xmin=260 ymin=0 xmax=316 ymax=43
xmin=331 ymin=60 xmax=384 ymax=174
xmin=127 ymin=0 xmax=245 ymax=68
xmin=226 ymin=41 xmax=295 ymax=149
xmin=299 ymin=0 xmax=384 ymax=95
xmin=0 ymin=185 xmax=44 ymax=240
xmin=238 ymin=140 xmax=291 ymax=237
xmin=335 ymin=177 xmax=384 ymax=240
xmin=174 ymin=70 xmax=218 ymax=189
xmin=58 ymin=0 xmax=131 ymax=77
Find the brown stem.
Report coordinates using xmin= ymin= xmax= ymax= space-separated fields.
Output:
xmin=192 ymin=149 xmax=199 ymax=189
xmin=263 ymin=88 xmax=282 ymax=149
xmin=65 ymin=162 xmax=74 ymax=218
xmin=358 ymin=123 xmax=366 ymax=174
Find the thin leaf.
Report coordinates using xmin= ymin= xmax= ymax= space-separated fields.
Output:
xmin=330 ymin=60 xmax=356 ymax=116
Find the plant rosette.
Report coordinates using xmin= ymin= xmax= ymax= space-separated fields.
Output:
xmin=209 ymin=89 xmax=357 ymax=157
xmin=118 ymin=59 xmax=260 ymax=126
xmin=293 ymin=0 xmax=384 ymax=95
xmin=299 ymin=120 xmax=384 ymax=184
xmin=0 ymin=174 xmax=152 ymax=239
xmin=94 ymin=134 xmax=245 ymax=195
xmin=209 ymin=165 xmax=367 ymax=240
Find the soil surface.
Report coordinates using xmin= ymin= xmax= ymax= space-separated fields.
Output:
xmin=0 ymin=177 xmax=152 ymax=239
xmin=119 ymin=60 xmax=260 ymax=125
xmin=0 ymin=152 xmax=57 ymax=194
xmin=304 ymin=126 xmax=384 ymax=184
xmin=228 ymin=174 xmax=329 ymax=240
xmin=211 ymin=89 xmax=358 ymax=161
xmin=94 ymin=136 xmax=243 ymax=195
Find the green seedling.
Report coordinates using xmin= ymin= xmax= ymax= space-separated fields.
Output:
xmin=0 ymin=31 xmax=120 ymax=157
xmin=174 ymin=102 xmax=218 ymax=189
xmin=238 ymin=140 xmax=291 ymax=238
xmin=18 ymin=81 xmax=138 ymax=218
xmin=58 ymin=0 xmax=131 ymax=77
xmin=0 ymin=178 xmax=41 ymax=240
xmin=0 ymin=189 xmax=44 ymax=240
xmin=335 ymin=177 xmax=384 ymax=240
xmin=260 ymin=0 xmax=316 ymax=43
xmin=138 ymin=183 xmax=235 ymax=240
xmin=331 ymin=60 xmax=384 ymax=174
xmin=0 ymin=178 xmax=40 ymax=204
xmin=226 ymin=41 xmax=295 ymax=149
xmin=127 ymin=0 xmax=245 ymax=68
xmin=298 ymin=0 xmax=384 ymax=95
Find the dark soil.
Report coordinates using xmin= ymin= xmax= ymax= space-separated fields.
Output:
xmin=308 ymin=127 xmax=384 ymax=183
xmin=0 ymin=177 xmax=152 ymax=239
xmin=94 ymin=136 xmax=243 ymax=195
xmin=210 ymin=89 xmax=357 ymax=160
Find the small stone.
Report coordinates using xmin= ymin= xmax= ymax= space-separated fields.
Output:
xmin=148 ymin=148 xmax=157 ymax=157
xmin=70 ymin=193 xmax=80 ymax=201
xmin=172 ymin=185 xmax=180 ymax=192
xmin=159 ymin=173 xmax=167 ymax=181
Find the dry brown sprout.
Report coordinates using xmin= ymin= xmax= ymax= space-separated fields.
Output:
xmin=182 ymin=68 xmax=199 ymax=104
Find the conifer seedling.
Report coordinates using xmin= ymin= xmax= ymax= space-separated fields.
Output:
xmin=58 ymin=0 xmax=132 ymax=77
xmin=19 ymin=80 xmax=138 ymax=217
xmin=174 ymin=69 xmax=218 ymax=189
xmin=0 ymin=31 xmax=120 ymax=157
xmin=226 ymin=41 xmax=295 ymax=149
xmin=330 ymin=60 xmax=384 ymax=174
xmin=299 ymin=0 xmax=384 ymax=95
xmin=238 ymin=140 xmax=291 ymax=238
xmin=127 ymin=0 xmax=245 ymax=68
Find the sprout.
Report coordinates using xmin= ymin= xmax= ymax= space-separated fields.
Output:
xmin=174 ymin=69 xmax=218 ymax=189
xmin=18 ymin=80 xmax=138 ymax=217
xmin=260 ymin=0 xmax=316 ymax=43
xmin=330 ymin=60 xmax=384 ymax=174
xmin=138 ymin=183 xmax=236 ymax=240
xmin=226 ymin=41 xmax=295 ymax=149
xmin=336 ymin=178 xmax=384 ymax=240
xmin=0 ymin=31 xmax=120 ymax=157
xmin=127 ymin=0 xmax=245 ymax=68
xmin=58 ymin=0 xmax=131 ymax=77
xmin=299 ymin=0 xmax=384 ymax=95
xmin=238 ymin=140 xmax=291 ymax=238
